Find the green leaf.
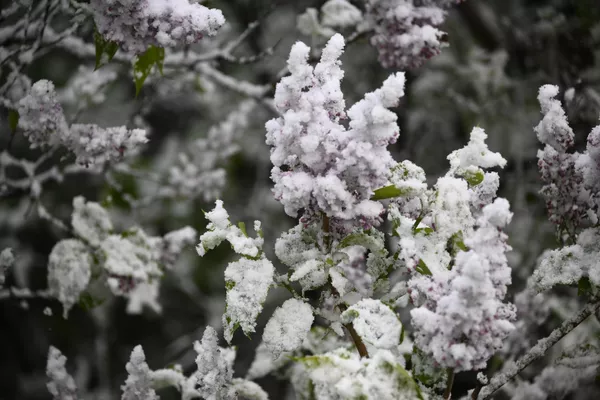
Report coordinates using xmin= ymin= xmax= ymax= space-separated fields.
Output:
xmin=94 ymin=27 xmax=119 ymax=70
xmin=371 ymin=185 xmax=410 ymax=201
xmin=463 ymin=168 xmax=485 ymax=187
xmin=338 ymin=230 xmax=385 ymax=254
xmin=238 ymin=221 xmax=247 ymax=237
xmin=578 ymin=277 xmax=593 ymax=296
xmin=415 ymin=259 xmax=432 ymax=276
xmin=133 ymin=45 xmax=165 ymax=96
xmin=78 ymin=292 xmax=105 ymax=311
xmin=8 ymin=109 xmax=19 ymax=133
xmin=448 ymin=231 xmax=468 ymax=256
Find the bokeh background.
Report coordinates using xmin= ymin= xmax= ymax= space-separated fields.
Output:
xmin=1 ymin=0 xmax=600 ymax=398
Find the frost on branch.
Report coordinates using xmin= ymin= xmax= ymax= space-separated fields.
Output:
xmin=121 ymin=346 xmax=159 ymax=400
xmin=266 ymin=34 xmax=405 ymax=228
xmin=293 ymin=348 xmax=423 ymax=400
xmin=197 ymin=200 xmax=274 ymax=342
xmin=91 ymin=0 xmax=226 ymax=54
xmin=366 ymin=0 xmax=462 ymax=69
xmin=46 ymin=346 xmax=78 ymax=400
xmin=341 ymin=299 xmax=402 ymax=351
xmin=263 ymin=298 xmax=314 ymax=358
xmin=512 ymin=343 xmax=600 ymax=400
xmin=47 ymin=239 xmax=92 ymax=318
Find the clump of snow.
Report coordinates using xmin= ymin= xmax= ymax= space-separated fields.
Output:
xmin=47 ymin=239 xmax=92 ymax=318
xmin=263 ymin=298 xmax=314 ymax=358
xmin=46 ymin=346 xmax=78 ymax=400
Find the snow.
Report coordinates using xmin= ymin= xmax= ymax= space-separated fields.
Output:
xmin=263 ymin=298 xmax=314 ymax=358
xmin=46 ymin=347 xmax=78 ymax=400
xmin=223 ymin=257 xmax=274 ymax=342
xmin=47 ymin=239 xmax=92 ymax=318
xmin=197 ymin=200 xmax=263 ymax=258
xmin=71 ymin=196 xmax=113 ymax=247
xmin=341 ymin=299 xmax=402 ymax=350
xmin=121 ymin=345 xmax=159 ymax=400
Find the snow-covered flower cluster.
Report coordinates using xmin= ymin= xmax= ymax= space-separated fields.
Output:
xmin=535 ymin=84 xmax=590 ymax=237
xmin=47 ymin=196 xmax=196 ymax=317
xmin=91 ymin=0 xmax=226 ymax=54
xmin=366 ymin=0 xmax=462 ymax=69
xmin=266 ymin=33 xmax=405 ymax=228
xmin=382 ymin=127 xmax=516 ymax=371
xmin=18 ymin=80 xmax=148 ymax=166
xmin=530 ymin=85 xmax=600 ymax=293
xmin=411 ymin=198 xmax=516 ymax=371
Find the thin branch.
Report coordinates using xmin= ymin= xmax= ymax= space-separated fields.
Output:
xmin=477 ymin=299 xmax=600 ymax=399
xmin=0 ymin=287 xmax=53 ymax=300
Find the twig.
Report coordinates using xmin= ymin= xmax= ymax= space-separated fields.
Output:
xmin=444 ymin=369 xmax=455 ymax=399
xmin=477 ymin=299 xmax=600 ymax=399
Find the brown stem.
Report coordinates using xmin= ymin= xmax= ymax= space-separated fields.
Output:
xmin=330 ymin=284 xmax=369 ymax=359
xmin=444 ymin=369 xmax=455 ymax=400
xmin=344 ymin=316 xmax=370 ymax=359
